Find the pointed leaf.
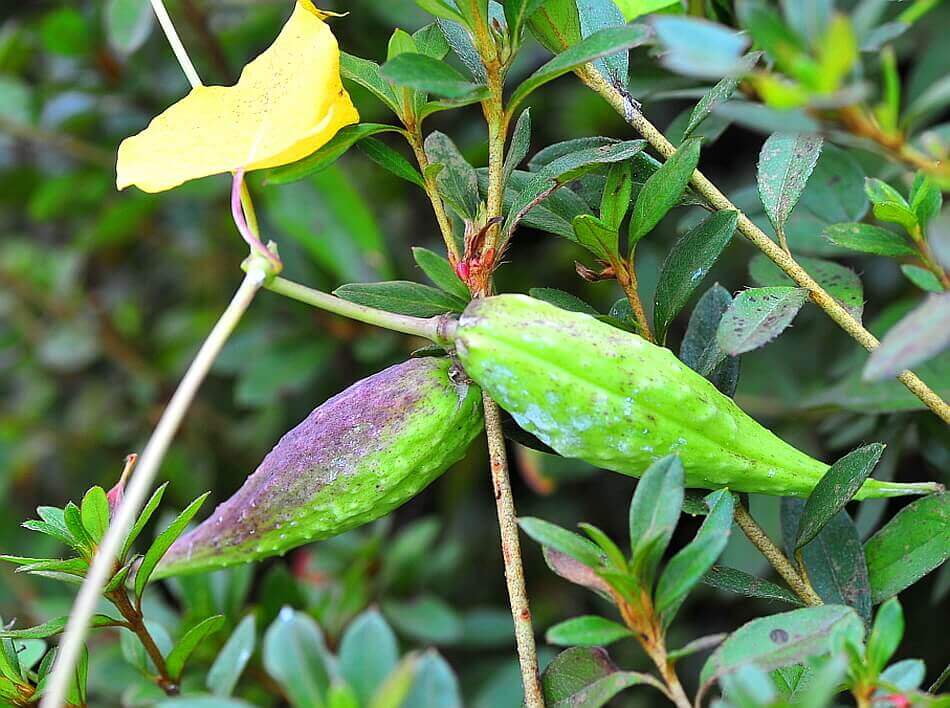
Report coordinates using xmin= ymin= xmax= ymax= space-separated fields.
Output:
xmin=519 ymin=517 xmax=605 ymax=569
xmin=866 ymin=598 xmax=903 ymax=674
xmin=121 ymin=482 xmax=167 ymax=560
xmin=757 ymin=133 xmax=823 ymax=234
xmin=540 ymin=646 xmax=665 ymax=707
xmin=402 ymin=650 xmax=461 ymax=708
xmin=628 ymin=138 xmax=701 ymax=247
xmin=135 ymin=493 xmax=209 ymax=598
xmin=263 ymin=607 xmax=332 ymax=708
xmin=716 ymin=286 xmax=808 ymax=355
xmin=748 ymin=253 xmax=864 ymax=321
xmin=822 ymin=223 xmax=916 ymax=257
xmin=358 ymin=138 xmax=425 ymax=188
xmin=334 ymin=281 xmax=466 ymax=317
xmin=545 ymin=616 xmax=633 ymax=647
xmin=599 ymin=161 xmax=633 ymax=231
xmin=412 ymin=247 xmax=469 ymax=300
xmin=381 ymin=52 xmax=481 ymax=99
xmin=680 ymin=284 xmax=740 ymax=397
xmin=628 ymin=455 xmax=684 ymax=588
xmin=207 ymin=615 xmax=257 ymax=697
xmin=702 ymin=566 xmax=804 ymax=606
xmin=684 ymin=52 xmax=761 ymax=138
xmin=167 ymin=615 xmax=225 ymax=680
xmin=339 ymin=609 xmax=399 ymax=705
xmin=0 ymin=615 xmax=124 ymax=640
xmin=572 ymin=214 xmax=618 ymax=260
xmin=529 ymin=288 xmax=599 ymax=316
xmin=340 ymin=52 xmax=401 ymax=114
xmin=863 ymin=293 xmax=950 ymax=381
xmin=425 ymin=131 xmax=480 ymax=219
xmin=80 ymin=486 xmax=110 ymax=544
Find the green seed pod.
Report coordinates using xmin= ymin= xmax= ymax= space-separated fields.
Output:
xmin=156 ymin=357 xmax=483 ymax=577
xmin=453 ymin=295 xmax=938 ymax=499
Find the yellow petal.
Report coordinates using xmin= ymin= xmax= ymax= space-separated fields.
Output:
xmin=116 ymin=0 xmax=359 ymax=193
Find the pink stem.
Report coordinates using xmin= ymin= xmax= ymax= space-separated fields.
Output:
xmin=231 ymin=168 xmax=279 ymax=267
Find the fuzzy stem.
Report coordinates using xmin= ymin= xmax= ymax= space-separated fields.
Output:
xmin=733 ymin=503 xmax=823 ymax=607
xmin=577 ymin=66 xmax=950 ymax=424
xmin=483 ymin=395 xmax=544 ymax=708
xmin=41 ymin=270 xmax=265 ymax=708
xmin=617 ymin=259 xmax=654 ymax=343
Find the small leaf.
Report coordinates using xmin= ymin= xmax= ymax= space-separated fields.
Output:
xmin=412 ymin=247 xmax=469 ymax=301
xmin=655 ymin=489 xmax=735 ymax=628
xmin=207 ymin=615 xmax=256 ymax=697
xmin=505 ymin=0 xmax=551 ymax=42
xmin=424 ymin=131 xmax=480 ymax=219
xmin=381 ymin=53 xmax=481 ymax=99
xmin=702 ymin=566 xmax=804 ymax=606
xmin=416 ymin=0 xmax=467 ymax=25
xmin=716 ymin=286 xmax=809 ymax=355
xmin=339 ymin=609 xmax=399 ymax=705
xmin=0 ymin=615 xmax=123 ymax=640
xmin=757 ymin=133 xmax=823 ymax=235
xmin=649 ymin=16 xmax=751 ymax=79
xmin=680 ymin=284 xmax=740 ymax=397
xmin=628 ymin=455 xmax=684 ymax=588
xmin=796 ymin=443 xmax=886 ymax=548
xmin=358 ymin=138 xmax=425 ymax=188
xmin=519 ymin=517 xmax=605 ymax=569
xmin=63 ymin=502 xmax=93 ymax=551
xmin=540 ymin=646 xmax=665 ymax=707
xmin=167 ymin=616 xmax=225 ymax=680
xmin=654 ymin=210 xmax=737 ymax=342
xmin=528 ymin=288 xmax=599 ymax=316
xmin=543 ymin=548 xmax=613 ymax=596
xmin=900 ymin=264 xmax=944 ymax=292
xmin=613 ymin=0 xmax=680 ymax=21
xmin=135 ymin=493 xmax=209 ymax=598
xmin=263 ymin=607 xmax=332 ymax=708
xmin=822 ymin=223 xmax=917 ymax=257
xmin=909 ymin=173 xmax=942 ymax=229
xmin=748 ymin=253 xmax=864 ymax=321
xmin=865 ymin=492 xmax=949 ymax=604
xmin=684 ymin=52 xmax=761 ymax=138
xmin=340 ymin=52 xmax=401 ymax=115
xmin=503 ymin=109 xmax=532 ymax=183
xmin=507 ymin=25 xmax=651 ymax=111
xmin=79 ymin=487 xmax=110 ymax=544
xmin=599 ymin=161 xmax=633 ymax=231
xmin=578 ymin=523 xmax=627 ymax=571
xmin=863 ymin=293 xmax=950 ymax=381
xmin=382 ymin=595 xmax=463 ymax=644
xmin=401 ymin=650 xmax=462 ymax=708
xmin=121 ymin=482 xmax=167 ymax=560
xmin=629 ymin=138 xmax=701 ymax=248
xmin=866 ymin=598 xmax=903 ymax=674
xmin=572 ymin=214 xmax=618 ymax=260
xmin=545 ymin=616 xmax=633 ymax=647
xmin=105 ymin=0 xmax=154 ymax=55
xmin=334 ymin=281 xmax=466 ymax=317
xmin=667 ymin=634 xmax=728 ymax=662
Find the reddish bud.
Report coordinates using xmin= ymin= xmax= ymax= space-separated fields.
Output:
xmin=455 ymin=261 xmax=471 ymax=281
xmin=107 ymin=454 xmax=137 ymax=516
xmin=881 ymin=695 xmax=910 ymax=708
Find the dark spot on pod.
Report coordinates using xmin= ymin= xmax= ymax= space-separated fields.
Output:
xmin=769 ymin=628 xmax=789 ymax=644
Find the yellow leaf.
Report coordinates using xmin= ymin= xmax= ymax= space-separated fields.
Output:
xmin=116 ymin=0 xmax=359 ymax=193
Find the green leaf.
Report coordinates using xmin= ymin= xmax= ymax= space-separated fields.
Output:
xmin=508 ymin=25 xmax=650 ymax=112
xmin=900 ymin=264 xmax=944 ymax=292
xmin=540 ymin=646 xmax=664 ymax=707
xmin=628 ymin=138 xmax=701 ymax=248
xmin=628 ymin=455 xmax=684 ymax=587
xmin=167 ymin=615 xmax=225 ymax=680
xmin=572 ymin=214 xmax=618 ymax=260
xmin=503 ymin=108 xmax=532 ymax=183
xmin=879 ymin=658 xmax=925 ymax=693
xmin=424 ymin=131 xmax=480 ymax=219
xmin=650 ymin=15 xmax=750 ymax=79
xmin=545 ymin=616 xmax=633 ymax=647
xmin=412 ymin=247 xmax=469 ymax=301
xmin=368 ymin=655 xmax=417 ymax=708
xmin=63 ymin=502 xmax=93 ymax=551
xmin=680 ymin=284 xmax=740 ymax=397
xmin=340 ymin=53 xmax=401 ymax=115
xmin=667 ymin=634 xmax=728 ymax=663
xmin=505 ymin=0 xmax=551 ymax=42
xmin=381 ymin=53 xmax=481 ymax=99
xmin=519 ymin=517 xmax=605 ymax=569
xmin=80 ymin=486 xmax=110 ymax=544
xmin=263 ymin=607 xmax=332 ymax=708
xmin=156 ymin=698 xmax=255 ymax=708
xmin=699 ymin=605 xmax=864 ymax=693
xmin=135 ymin=493 xmax=209 ymax=598
xmin=358 ymin=138 xmax=425 ymax=188
xmin=207 ymin=615 xmax=256 ymax=697
xmin=578 ymin=523 xmax=627 ymax=571
xmin=529 ymin=0 xmax=583 ymax=55
xmin=864 ymin=293 xmax=950 ymax=381
xmin=0 ymin=614 xmax=123 ymax=640
xmin=684 ymin=52 xmax=762 ymax=139
xmin=334 ymin=281 xmax=466 ymax=317
xmin=402 ymin=650 xmax=462 ymax=708
xmin=909 ymin=172 xmax=942 ymax=229
xmin=413 ymin=23 xmax=450 ymax=59
xmin=528 ymin=287 xmax=599 ymax=316
xmin=612 ymin=0 xmax=680 ymax=21
xmin=266 ymin=124 xmax=403 ymax=185
xmin=866 ymin=598 xmax=903 ymax=674
xmin=599 ymin=161 xmax=633 ymax=232
xmin=702 ymin=566 xmax=804 ymax=606
xmin=339 ymin=609 xmax=399 ymax=705
xmin=418 ymin=86 xmax=492 ymax=121
xmin=865 ymin=492 xmax=950 ymax=604
xmin=654 ymin=210 xmax=737 ymax=342
xmin=716 ymin=286 xmax=809 ymax=355
xmin=864 ymin=178 xmax=907 ymax=208
xmin=713 ymin=102 xmax=820 ymax=134
xmin=121 ymin=482 xmax=167 ymax=560
xmin=757 ymin=133 xmax=823 ymax=235
xmin=796 ymin=443 xmax=886 ymax=549
xmin=655 ymin=489 xmax=735 ymax=628
xmin=416 ymin=0 xmax=468 ymax=25
xmin=382 ymin=595 xmax=463 ymax=644
xmin=105 ymin=0 xmax=154 ymax=55
xmin=748 ymin=253 xmax=864 ymax=321
xmin=822 ymin=223 xmax=917 ymax=257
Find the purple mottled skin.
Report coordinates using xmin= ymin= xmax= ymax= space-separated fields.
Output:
xmin=157 ymin=357 xmax=483 ymax=576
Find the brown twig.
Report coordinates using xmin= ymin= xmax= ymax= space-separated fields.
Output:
xmin=109 ymin=589 xmax=178 ymax=695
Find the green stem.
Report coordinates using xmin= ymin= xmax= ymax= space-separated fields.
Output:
xmin=407 ymin=129 xmax=461 ymax=264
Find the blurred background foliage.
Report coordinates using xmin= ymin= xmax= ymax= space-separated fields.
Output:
xmin=0 ymin=0 xmax=948 ymax=705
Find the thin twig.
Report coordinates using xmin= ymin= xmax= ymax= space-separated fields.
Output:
xmin=577 ymin=66 xmax=950 ymax=424
xmin=407 ymin=130 xmax=461 ymax=264
xmin=617 ymin=260 xmax=654 ymax=343
xmin=148 ymin=0 xmax=202 ymax=89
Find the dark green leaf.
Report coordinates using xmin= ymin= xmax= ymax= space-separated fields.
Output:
xmin=628 ymin=455 xmax=684 ymax=588
xmin=63 ymin=502 xmax=93 ymax=551
xmin=628 ymin=138 xmax=701 ymax=248
xmin=650 ymin=16 xmax=750 ymax=79
xmin=545 ymin=616 xmax=633 ymax=647
xmin=80 ymin=486 xmax=110 ymax=544
xmin=413 ymin=23 xmax=450 ymax=59
xmin=822 ymin=223 xmax=917 ymax=257
xmin=505 ymin=0 xmax=551 ymax=42
xmin=207 ymin=615 xmax=256 ymax=697
xmin=864 ymin=293 xmax=950 ymax=381
xmin=571 ymin=214 xmax=618 ymax=260
xmin=435 ymin=18 xmax=485 ymax=81
xmin=381 ymin=53 xmax=481 ymax=99
xmin=425 ymin=131 xmax=480 ymax=219
xmin=519 ymin=517 xmax=605 ymax=569
xmin=167 ymin=615 xmax=225 ymax=680
xmin=503 ymin=109 xmax=532 ymax=183
xmin=334 ymin=281 xmax=466 ymax=317
xmin=0 ymin=614 xmax=123 ymax=640
xmin=413 ymin=247 xmax=469 ymax=301
xmin=748 ymin=253 xmax=864 ymax=321
xmin=865 ymin=492 xmax=949 ymax=604
xmin=135 ymin=493 xmax=209 ymax=598
xmin=654 ymin=210 xmax=737 ymax=342
xmin=263 ymin=608 xmax=331 ymax=708
xmin=757 ymin=133 xmax=823 ymax=234
xmin=599 ymin=161 xmax=632 ymax=232
xmin=796 ymin=443 xmax=885 ymax=549
xmin=528 ymin=287 xmax=599 ymax=315
xmin=540 ymin=646 xmax=664 ymax=707
xmin=358 ymin=138 xmax=425 ymax=188
xmin=340 ymin=53 xmax=400 ymax=114
xmin=702 ymin=566 xmax=804 ymax=606
xmin=716 ymin=286 xmax=809 ymax=355
xmin=419 ymin=86 xmax=492 ymax=120
xmin=680 ymin=284 xmax=740 ymax=397
xmin=684 ymin=52 xmax=762 ymax=138
xmin=339 ymin=609 xmax=399 ymax=705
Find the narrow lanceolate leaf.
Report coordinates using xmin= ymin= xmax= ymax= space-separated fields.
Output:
xmin=702 ymin=566 xmax=803 ymax=606
xmin=545 ymin=616 xmax=633 ymax=647
xmin=121 ymin=482 xmax=167 ymax=560
xmin=424 ymin=131 xmax=480 ymax=219
xmin=716 ymin=286 xmax=808 ymax=355
xmin=266 ymin=124 xmax=403 ymax=185
xmin=866 ymin=598 xmax=903 ymax=674
xmin=654 ymin=210 xmax=737 ymax=342
xmin=684 ymin=52 xmax=761 ymax=138
xmin=796 ymin=444 xmax=886 ymax=549
xmin=600 ymin=161 xmax=633 ymax=232
xmin=358 ymin=138 xmax=425 ymax=188
xmin=340 ymin=52 xmax=400 ymax=114
xmin=334 ymin=281 xmax=466 ymax=317
xmin=504 ymin=0 xmax=550 ymax=41
xmin=680 ymin=284 xmax=739 ymax=397
xmin=207 ymin=615 xmax=256 ymax=697
xmin=543 ymin=548 xmax=613 ymax=596
xmin=628 ymin=138 xmax=701 ymax=248
xmin=80 ymin=486 xmax=110 ymax=544
xmin=134 ymin=493 xmax=209 ymax=598
xmin=655 ymin=489 xmax=734 ymax=628
xmin=863 ymin=293 xmax=950 ymax=381
xmin=628 ymin=455 xmax=684 ymax=588
xmin=412 ymin=247 xmax=469 ymax=301
xmin=519 ymin=517 xmax=605 ymax=569
xmin=540 ymin=647 xmax=666 ymax=707
xmin=529 ymin=288 xmax=599 ymax=316
xmin=503 ymin=109 xmax=532 ymax=183
xmin=507 ymin=25 xmax=651 ymax=111
xmin=698 ymin=605 xmax=864 ymax=691
xmin=572 ymin=214 xmax=618 ymax=261
xmin=822 ymin=223 xmax=917 ymax=257
xmin=0 ymin=614 xmax=124 ymax=640
xmin=380 ymin=52 xmax=482 ymax=99
xmin=865 ymin=493 xmax=949 ymax=604
xmin=757 ymin=133 xmax=823 ymax=235
xmin=748 ymin=254 xmax=864 ymax=321
xmin=167 ymin=615 xmax=226 ymax=680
